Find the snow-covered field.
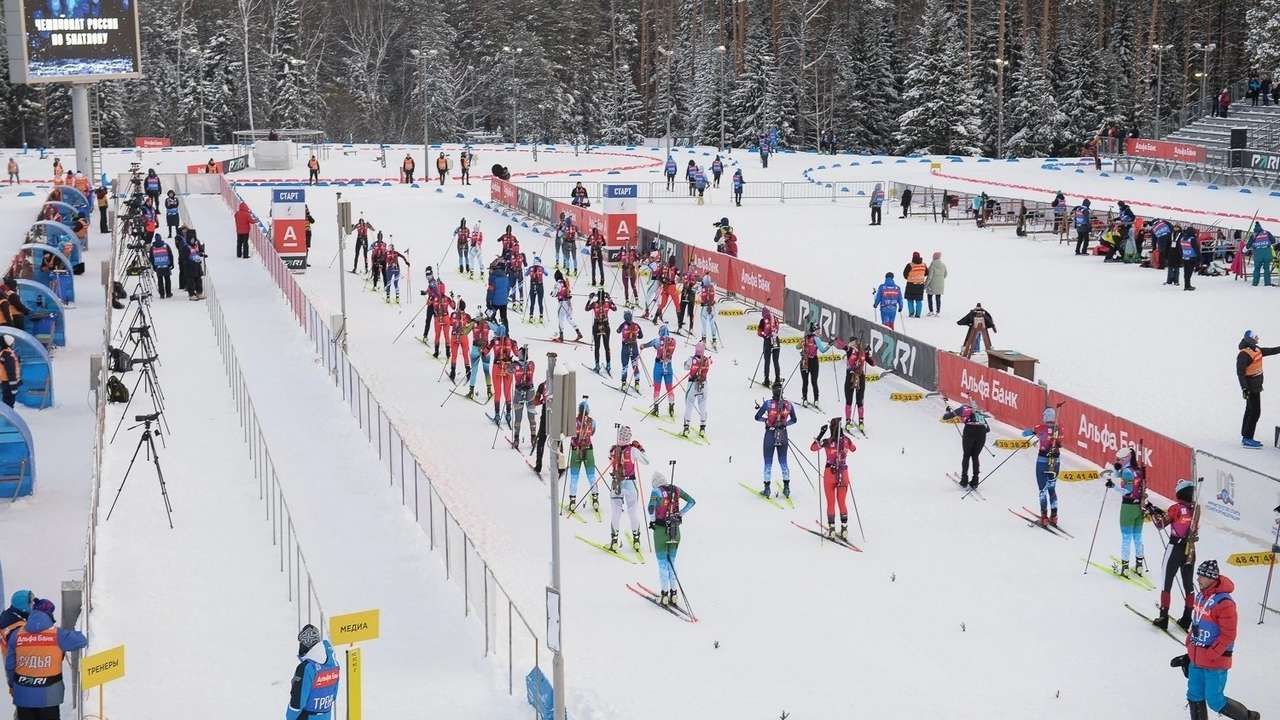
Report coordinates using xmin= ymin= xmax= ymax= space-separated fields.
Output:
xmin=3 ymin=142 xmax=1278 ymax=718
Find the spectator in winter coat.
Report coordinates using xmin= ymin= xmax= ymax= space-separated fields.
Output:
xmin=926 ymin=251 xmax=947 ymax=316
xmin=902 ymin=252 xmax=927 ymax=318
xmin=870 ymin=183 xmax=885 ymax=225
xmin=899 ymin=187 xmax=913 ymax=219
xmin=1263 ymin=77 xmax=1273 ymax=107
xmin=1164 ymin=224 xmax=1184 ymax=284
xmin=664 ymin=155 xmax=677 ymax=191
xmin=1071 ymin=199 xmax=1092 ymax=255
xmin=1217 ymin=88 xmax=1231 ymax=118
xmin=759 ymin=140 xmax=770 ymax=168
xmin=1248 ymin=76 xmax=1261 ymax=106
xmin=732 ymin=169 xmax=744 ymax=206
xmin=234 ymin=201 xmax=253 ymax=259
xmin=1174 ymin=225 xmax=1200 ymax=291
xmin=710 ymin=156 xmax=724 ymax=187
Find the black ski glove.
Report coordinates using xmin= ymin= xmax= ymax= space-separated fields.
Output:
xmin=816 ymin=425 xmax=828 ymax=442
xmin=1105 ymin=479 xmax=1115 ymax=489
xmin=1170 ymin=654 xmax=1189 ymax=678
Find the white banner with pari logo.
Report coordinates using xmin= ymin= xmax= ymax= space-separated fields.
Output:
xmin=1196 ymin=451 xmax=1280 ymax=546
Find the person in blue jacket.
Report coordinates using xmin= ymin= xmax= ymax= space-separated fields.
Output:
xmin=287 ymin=624 xmax=340 ymax=720
xmin=1072 ymin=198 xmax=1092 ymax=255
xmin=754 ymin=381 xmax=798 ymax=499
xmin=873 ymin=272 xmax=903 ymax=330
xmin=869 ymin=183 xmax=885 ymax=225
xmin=758 ymin=139 xmax=770 ymax=168
xmin=486 ymin=255 xmax=511 ymax=330
xmin=4 ymin=598 xmax=87 ymax=717
xmin=693 ymin=166 xmax=707 ymax=205
xmin=163 ymin=190 xmax=180 ymax=238
xmin=149 ymin=233 xmax=175 ymax=299
xmin=0 ymin=589 xmax=32 ymax=641
xmin=710 ymin=156 xmax=724 ymax=187
xmin=732 ymin=169 xmax=744 ymax=207
xmin=664 ymin=155 xmax=677 ymax=191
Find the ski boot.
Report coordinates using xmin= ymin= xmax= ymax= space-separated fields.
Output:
xmin=433 ymin=343 xmax=441 ymax=358
xmin=1152 ymin=608 xmax=1170 ymax=631
xmin=1134 ymin=556 xmax=1145 ymax=577
xmin=681 ymin=422 xmax=690 ymax=437
xmin=698 ymin=423 xmax=706 ymax=438
xmin=448 ymin=367 xmax=457 ymax=382
xmin=574 ymin=330 xmax=584 ymax=342
xmin=1039 ymin=511 xmax=1049 ymax=528
xmin=782 ymin=480 xmax=791 ymax=499
xmin=760 ymin=481 xmax=771 ymax=499
xmin=1115 ymin=559 xmax=1130 ymax=578
xmin=608 ymin=529 xmax=619 ymax=552
xmin=592 ymin=363 xmax=600 ymax=374
xmin=1176 ymin=607 xmax=1193 ymax=631
xmin=464 ymin=386 xmax=475 ymax=400
xmin=633 ymin=377 xmax=641 ymax=393
xmin=827 ymin=523 xmax=837 ymax=538
xmin=658 ymin=590 xmax=670 ymax=606
xmin=631 ymin=531 xmax=641 ymax=553
xmin=505 ymin=407 xmax=513 ymax=429
xmin=1050 ymin=509 xmax=1059 ymax=527
xmin=649 ymin=402 xmax=660 ymax=417
xmin=605 ymin=363 xmax=612 ymax=376
xmin=667 ymin=402 xmax=675 ymax=418
xmin=959 ymin=475 xmax=970 ymax=488
xmin=970 ymin=476 xmax=981 ymax=489
xmin=556 ymin=332 xmax=564 ymax=342
xmin=839 ymin=523 xmax=849 ymax=541
xmin=668 ymin=589 xmax=679 ymax=607
xmin=395 ymin=293 xmax=401 ymax=304
xmin=485 ymin=381 xmax=493 ymax=400
xmin=492 ymin=409 xmax=501 ymax=426
xmin=566 ymin=495 xmax=577 ymax=515
xmin=857 ymin=420 xmax=864 ymax=433
xmin=591 ymin=494 xmax=600 ymax=513
xmin=1219 ymin=699 xmax=1261 ymax=720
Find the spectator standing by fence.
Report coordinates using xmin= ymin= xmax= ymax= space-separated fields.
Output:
xmin=870 ymin=183 xmax=885 ymax=225
xmin=926 ymin=251 xmax=946 ymax=316
xmin=1217 ymin=88 xmax=1231 ymax=118
xmin=899 ymin=187 xmax=912 ymax=218
xmin=732 ymin=169 xmax=744 ymax=206
xmin=6 ymin=158 xmax=17 ymax=185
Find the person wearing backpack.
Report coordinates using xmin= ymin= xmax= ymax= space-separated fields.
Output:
xmin=149 ymin=234 xmax=175 ymax=298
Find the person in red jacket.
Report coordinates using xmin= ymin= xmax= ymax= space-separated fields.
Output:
xmin=1170 ymin=560 xmax=1261 ymax=720
xmin=234 ymin=201 xmax=253 ymax=258
xmin=811 ymin=418 xmax=855 ymax=539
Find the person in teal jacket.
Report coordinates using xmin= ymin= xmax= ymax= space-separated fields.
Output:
xmin=1247 ymin=222 xmax=1274 ymax=287
xmin=287 ymin=624 xmax=340 ymax=720
xmin=648 ymin=470 xmax=696 ymax=607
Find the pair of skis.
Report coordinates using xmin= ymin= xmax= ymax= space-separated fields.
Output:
xmin=660 ymin=426 xmax=710 ymax=446
xmin=1008 ymin=506 xmax=1075 ymax=538
xmin=791 ymin=520 xmax=862 ymax=552
xmin=626 ymin=583 xmax=697 ymax=623
xmin=738 ymin=482 xmax=794 ymax=510
xmin=947 ymin=473 xmax=986 ymax=501
xmin=1084 ymin=556 xmax=1156 ymax=591
xmin=578 ymin=534 xmax=645 ymax=565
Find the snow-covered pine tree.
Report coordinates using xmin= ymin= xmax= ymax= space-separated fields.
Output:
xmin=266 ymin=0 xmax=306 ymax=128
xmin=837 ymin=13 xmax=898 ymax=153
xmin=1003 ymin=34 xmax=1069 ymax=157
xmin=1053 ymin=18 xmax=1105 ymax=148
xmin=895 ymin=0 xmax=982 ymax=155
xmin=731 ymin=10 xmax=787 ymax=147
xmin=1246 ymin=0 xmax=1280 ymax=80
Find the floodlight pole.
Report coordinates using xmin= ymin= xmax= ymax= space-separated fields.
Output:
xmin=70 ymin=85 xmax=92 ymax=179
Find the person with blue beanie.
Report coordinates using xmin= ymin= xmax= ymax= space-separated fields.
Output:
xmin=873 ymin=273 xmax=903 ymax=330
xmin=0 ymin=589 xmax=33 ymax=653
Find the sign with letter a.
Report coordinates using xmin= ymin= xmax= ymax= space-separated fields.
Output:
xmin=271 ymin=187 xmax=308 ymax=271
xmin=603 ymin=184 xmax=637 ymax=249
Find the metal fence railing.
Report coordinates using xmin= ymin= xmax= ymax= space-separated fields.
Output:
xmin=518 ymin=179 xmax=885 ymax=204
xmin=204 ymin=278 xmax=328 ymax=633
xmin=217 ymin=177 xmax=542 ymax=694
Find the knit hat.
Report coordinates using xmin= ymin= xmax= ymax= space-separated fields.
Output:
xmin=652 ymin=470 xmax=671 ymax=487
xmin=9 ymin=590 xmax=33 ymax=612
xmin=33 ymin=598 xmax=54 ymax=615
xmin=298 ymin=624 xmax=321 ymax=654
xmin=1042 ymin=407 xmax=1056 ymax=424
xmin=1196 ymin=559 xmax=1220 ymax=581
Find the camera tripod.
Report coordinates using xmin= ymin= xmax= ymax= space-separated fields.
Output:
xmin=106 ymin=414 xmax=173 ymax=529
xmin=113 ymin=288 xmax=156 ymax=342
xmin=110 ymin=357 xmax=168 ymax=443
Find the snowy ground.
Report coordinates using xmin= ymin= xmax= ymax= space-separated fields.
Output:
xmin=5 ymin=142 xmax=1279 ymax=717
xmin=220 ymin=147 xmax=1278 ymax=718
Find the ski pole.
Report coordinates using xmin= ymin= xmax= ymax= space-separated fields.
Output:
xmin=1082 ymin=479 xmax=1111 ymax=575
xmin=779 ymin=357 xmax=802 ymax=393
xmin=747 ymin=351 xmax=763 ymax=388
xmin=1259 ymin=504 xmax=1280 ymax=625
xmin=637 ymin=466 xmax=654 ymax=554
xmin=961 ymin=446 xmax=1026 ymax=499
xmin=568 ymin=457 xmax=615 ymax=516
xmin=848 ymin=482 xmax=866 ymax=543
xmin=786 ymin=436 xmax=822 ymax=479
xmin=639 ymin=367 xmax=691 ymax=424
xmin=665 ymin=459 xmax=696 ymax=619
xmin=783 ymin=435 xmax=817 ymax=492
xmin=392 ymin=300 xmax=429 ymax=343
